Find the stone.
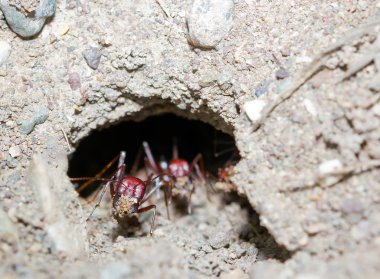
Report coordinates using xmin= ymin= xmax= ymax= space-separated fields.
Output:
xmin=68 ymin=73 xmax=81 ymax=90
xmin=209 ymin=230 xmax=232 ymax=249
xmin=243 ymin=100 xmax=266 ymax=122
xmin=254 ymin=84 xmax=269 ymax=97
xmin=19 ymin=105 xmax=49 ymax=135
xmin=0 ymin=41 xmax=11 ymax=66
xmin=8 ymin=146 xmax=21 ymax=158
xmin=275 ymin=67 xmax=289 ymax=79
xmin=83 ymin=47 xmax=102 ymax=69
xmin=187 ymin=0 xmax=234 ymax=49
xmin=303 ymin=99 xmax=318 ymax=116
xmin=318 ymin=159 xmax=343 ymax=186
xmin=0 ymin=0 xmax=56 ymax=38
xmin=318 ymin=159 xmax=342 ymax=175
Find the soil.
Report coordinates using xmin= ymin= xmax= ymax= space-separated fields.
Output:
xmin=1 ymin=0 xmax=380 ymax=278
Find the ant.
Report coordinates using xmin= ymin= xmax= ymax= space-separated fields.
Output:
xmin=213 ymin=131 xmax=240 ymax=192
xmin=141 ymin=139 xmax=206 ymax=216
xmin=70 ymin=151 xmax=171 ymax=236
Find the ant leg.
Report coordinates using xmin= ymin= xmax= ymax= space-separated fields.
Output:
xmin=130 ymin=147 xmax=142 ymax=176
xmin=75 ymin=153 xmax=120 ymax=193
xmin=190 ymin=154 xmax=206 ymax=184
xmin=86 ymin=180 xmax=112 ymax=221
xmin=163 ymin=181 xmax=172 ymax=219
xmin=187 ymin=181 xmax=196 ymax=214
xmin=140 ymin=174 xmax=173 ymax=204
xmin=192 ymin=154 xmax=215 ymax=201
xmin=141 ymin=174 xmax=173 ymax=219
xmin=137 ymin=205 xmax=156 ymax=236
xmin=142 ymin=141 xmax=160 ymax=173
xmin=71 ymin=163 xmax=126 ymax=220
xmin=172 ymin=137 xmax=178 ymax=160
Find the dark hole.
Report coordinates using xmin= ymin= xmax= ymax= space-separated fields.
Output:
xmin=68 ymin=113 xmax=291 ymax=262
xmin=68 ymin=113 xmax=238 ymax=196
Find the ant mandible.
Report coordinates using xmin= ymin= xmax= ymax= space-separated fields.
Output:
xmin=142 ymin=139 xmax=206 ymax=216
xmin=70 ymin=151 xmax=171 ymax=236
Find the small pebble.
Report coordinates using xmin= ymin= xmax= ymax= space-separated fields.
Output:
xmin=60 ymin=25 xmax=70 ymax=36
xmin=19 ymin=105 xmax=49 ymax=134
xmin=209 ymin=230 xmax=231 ymax=249
xmin=187 ymin=0 xmax=234 ymax=49
xmin=0 ymin=41 xmax=11 ymax=66
xmin=243 ymin=100 xmax=266 ymax=122
xmin=254 ymin=84 xmax=269 ymax=97
xmin=275 ymin=67 xmax=289 ymax=79
xmin=303 ymin=99 xmax=318 ymax=117
xmin=6 ymin=155 xmax=18 ymax=168
xmin=318 ymin=159 xmax=342 ymax=176
xmin=68 ymin=73 xmax=81 ymax=90
xmin=8 ymin=146 xmax=21 ymax=158
xmin=199 ymin=73 xmax=217 ymax=87
xmin=217 ymin=71 xmax=232 ymax=86
xmin=83 ymin=47 xmax=102 ymax=70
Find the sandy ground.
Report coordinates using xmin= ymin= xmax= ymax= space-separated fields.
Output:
xmin=1 ymin=0 xmax=380 ymax=278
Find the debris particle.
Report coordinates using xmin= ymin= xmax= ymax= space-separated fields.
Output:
xmin=243 ymin=100 xmax=266 ymax=122
xmin=68 ymin=73 xmax=81 ymax=90
xmin=60 ymin=25 xmax=70 ymax=36
xmin=187 ymin=0 xmax=234 ymax=49
xmin=83 ymin=47 xmax=102 ymax=70
xmin=0 ymin=41 xmax=11 ymax=66
xmin=275 ymin=67 xmax=289 ymax=79
xmin=8 ymin=146 xmax=21 ymax=158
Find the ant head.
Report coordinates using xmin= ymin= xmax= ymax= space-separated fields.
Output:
xmin=113 ymin=196 xmax=139 ymax=218
xmin=169 ymin=159 xmax=190 ymax=178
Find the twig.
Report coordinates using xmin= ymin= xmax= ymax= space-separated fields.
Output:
xmin=155 ymin=0 xmax=169 ymax=18
xmin=60 ymin=126 xmax=72 ymax=152
xmin=250 ymin=17 xmax=380 ymax=132
xmin=283 ymin=160 xmax=380 ymax=193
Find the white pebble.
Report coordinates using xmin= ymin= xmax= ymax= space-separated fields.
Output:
xmin=0 ymin=41 xmax=11 ymax=66
xmin=243 ymin=100 xmax=266 ymax=122
xmin=296 ymin=56 xmax=312 ymax=64
xmin=303 ymin=99 xmax=318 ymax=116
xmin=318 ymin=159 xmax=343 ymax=175
xmin=9 ymin=146 xmax=21 ymax=158
xmin=372 ymin=103 xmax=380 ymax=117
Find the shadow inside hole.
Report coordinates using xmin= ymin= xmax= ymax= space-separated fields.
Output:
xmin=68 ymin=113 xmax=238 ymax=197
xmin=221 ymin=193 xmax=292 ymax=262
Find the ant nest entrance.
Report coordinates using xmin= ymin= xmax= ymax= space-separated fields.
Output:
xmin=68 ymin=113 xmax=291 ymax=276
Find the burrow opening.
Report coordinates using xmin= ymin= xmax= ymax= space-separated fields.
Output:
xmin=68 ymin=113 xmax=291 ymax=262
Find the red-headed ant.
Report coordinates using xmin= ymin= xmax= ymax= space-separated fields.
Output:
xmin=141 ymin=139 xmax=206 ymax=216
xmin=70 ymin=151 xmax=171 ymax=236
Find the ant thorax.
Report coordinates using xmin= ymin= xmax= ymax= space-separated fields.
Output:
xmin=113 ymin=195 xmax=139 ymax=219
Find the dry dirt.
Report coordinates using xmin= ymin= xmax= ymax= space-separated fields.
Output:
xmin=1 ymin=0 xmax=380 ymax=278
